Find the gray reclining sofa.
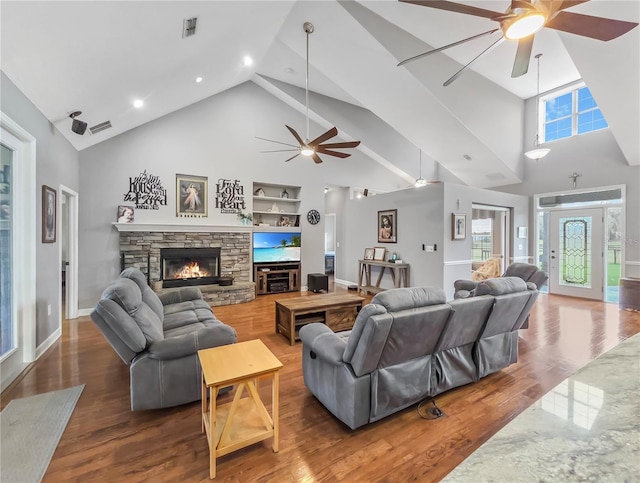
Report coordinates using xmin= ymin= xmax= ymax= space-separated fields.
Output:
xmin=91 ymin=267 xmax=236 ymax=410
xmin=299 ymin=278 xmax=538 ymax=429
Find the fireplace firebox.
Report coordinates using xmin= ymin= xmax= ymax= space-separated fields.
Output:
xmin=160 ymin=247 xmax=221 ymax=288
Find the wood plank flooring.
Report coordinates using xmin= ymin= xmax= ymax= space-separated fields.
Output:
xmin=2 ymin=286 xmax=639 ymax=482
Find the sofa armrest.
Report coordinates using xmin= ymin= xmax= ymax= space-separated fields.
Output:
xmin=454 ymin=279 xmax=479 ymax=292
xmin=158 ymin=287 xmax=203 ymax=306
xmin=299 ymin=323 xmax=347 ymax=366
xmin=146 ymin=324 xmax=236 ymax=360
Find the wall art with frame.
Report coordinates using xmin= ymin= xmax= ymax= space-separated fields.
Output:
xmin=378 ymin=209 xmax=397 ymax=243
xmin=176 ymin=174 xmax=208 ymax=218
xmin=451 ymin=213 xmax=466 ymax=240
xmin=42 ymin=185 xmax=56 ymax=243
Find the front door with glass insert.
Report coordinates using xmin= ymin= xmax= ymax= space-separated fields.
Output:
xmin=549 ymin=208 xmax=604 ymax=299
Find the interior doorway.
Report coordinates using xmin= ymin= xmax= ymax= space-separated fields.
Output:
xmin=471 ymin=204 xmax=510 ymax=274
xmin=59 ymin=185 xmax=78 ymax=322
xmin=324 ymin=213 xmax=336 ymax=279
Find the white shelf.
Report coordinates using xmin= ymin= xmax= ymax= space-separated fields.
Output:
xmin=253 ymin=196 xmax=300 ymax=203
xmin=254 ymin=211 xmax=299 ymax=216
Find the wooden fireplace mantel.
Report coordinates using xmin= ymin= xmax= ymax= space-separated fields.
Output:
xmin=112 ymin=222 xmax=254 ymax=233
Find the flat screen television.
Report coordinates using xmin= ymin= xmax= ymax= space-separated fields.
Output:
xmin=253 ymin=232 xmax=301 ymax=263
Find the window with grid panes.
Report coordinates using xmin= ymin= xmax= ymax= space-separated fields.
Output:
xmin=543 ymin=85 xmax=608 ymax=143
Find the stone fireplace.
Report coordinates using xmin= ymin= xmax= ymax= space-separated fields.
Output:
xmin=116 ymin=226 xmax=254 ymax=305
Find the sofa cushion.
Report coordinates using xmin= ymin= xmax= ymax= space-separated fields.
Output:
xmin=503 ymin=262 xmax=540 ymax=281
xmin=475 ymin=277 xmax=527 ymax=296
xmin=343 ymin=304 xmax=387 ymax=363
xmin=101 ymin=278 xmax=164 ymax=344
xmin=120 ymin=267 xmax=164 ymax=320
xmin=371 ymin=287 xmax=446 ymax=312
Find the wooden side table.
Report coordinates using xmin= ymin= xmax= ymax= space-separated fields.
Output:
xmin=198 ymin=340 xmax=283 ymax=479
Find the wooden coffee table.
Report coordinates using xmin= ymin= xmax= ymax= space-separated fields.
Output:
xmin=275 ymin=293 xmax=365 ymax=345
xmin=198 ymin=340 xmax=283 ymax=479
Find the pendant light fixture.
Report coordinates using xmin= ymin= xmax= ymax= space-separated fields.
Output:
xmin=525 ymin=53 xmax=550 ymax=161
xmin=415 ymin=149 xmax=427 ymax=187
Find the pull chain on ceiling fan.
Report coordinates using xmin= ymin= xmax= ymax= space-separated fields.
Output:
xmin=398 ymin=0 xmax=638 ymax=86
xmin=257 ymin=22 xmax=361 ymax=164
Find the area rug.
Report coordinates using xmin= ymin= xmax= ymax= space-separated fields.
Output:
xmin=1 ymin=385 xmax=85 ymax=483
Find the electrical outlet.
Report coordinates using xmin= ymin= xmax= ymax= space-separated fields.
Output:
xmin=47 ymin=304 xmax=51 ymax=316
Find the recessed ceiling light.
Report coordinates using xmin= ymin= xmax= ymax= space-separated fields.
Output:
xmin=195 ymin=77 xmax=203 ymax=83
xmin=133 ymin=99 xmax=144 ymax=108
xmin=243 ymin=56 xmax=253 ymax=67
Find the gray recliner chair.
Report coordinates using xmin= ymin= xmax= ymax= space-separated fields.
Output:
xmin=91 ymin=268 xmax=236 ymax=410
xmin=454 ymin=262 xmax=547 ymax=298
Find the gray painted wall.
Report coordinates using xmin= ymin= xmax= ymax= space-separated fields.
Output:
xmin=338 ymin=182 xmax=529 ymax=300
xmin=1 ymin=71 xmax=80 ymax=346
xmin=498 ymin=95 xmax=640 ymax=278
xmin=77 ymin=81 xmax=409 ymax=308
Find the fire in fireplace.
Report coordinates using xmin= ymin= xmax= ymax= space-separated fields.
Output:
xmin=160 ymin=247 xmax=221 ymax=288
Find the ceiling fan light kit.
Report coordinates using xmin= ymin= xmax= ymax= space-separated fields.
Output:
xmin=399 ymin=0 xmax=639 ymax=86
xmin=503 ymin=13 xmax=545 ymax=39
xmin=257 ymin=21 xmax=361 ymax=164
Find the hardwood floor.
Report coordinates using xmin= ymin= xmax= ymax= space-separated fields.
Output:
xmin=2 ymin=286 xmax=639 ymax=482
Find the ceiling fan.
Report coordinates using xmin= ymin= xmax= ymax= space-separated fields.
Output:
xmin=398 ymin=0 xmax=639 ymax=86
xmin=257 ymin=22 xmax=361 ymax=164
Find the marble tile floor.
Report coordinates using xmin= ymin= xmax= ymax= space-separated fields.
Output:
xmin=444 ymin=332 xmax=640 ymax=482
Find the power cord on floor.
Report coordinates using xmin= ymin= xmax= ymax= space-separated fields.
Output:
xmin=417 ymin=398 xmax=444 ymax=420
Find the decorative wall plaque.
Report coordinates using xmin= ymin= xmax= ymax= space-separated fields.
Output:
xmin=215 ymin=179 xmax=245 ymax=214
xmin=123 ymin=170 xmax=167 ymax=210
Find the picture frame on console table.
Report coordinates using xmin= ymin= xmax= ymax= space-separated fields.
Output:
xmin=176 ymin=174 xmax=208 ymax=218
xmin=363 ymin=247 xmax=375 ymax=260
xmin=373 ymin=247 xmax=386 ymax=261
xmin=42 ymin=185 xmax=56 ymax=243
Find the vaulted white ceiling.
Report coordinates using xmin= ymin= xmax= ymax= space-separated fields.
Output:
xmin=1 ymin=1 xmax=637 ymax=188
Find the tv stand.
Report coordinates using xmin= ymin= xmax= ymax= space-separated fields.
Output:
xmin=254 ymin=262 xmax=301 ymax=295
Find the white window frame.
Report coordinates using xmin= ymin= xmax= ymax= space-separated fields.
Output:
xmin=540 ymin=82 xmax=609 ymax=143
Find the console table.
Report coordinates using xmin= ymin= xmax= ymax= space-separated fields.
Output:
xmin=358 ymin=259 xmax=410 ymax=295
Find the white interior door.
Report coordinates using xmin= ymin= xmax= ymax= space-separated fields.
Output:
xmin=549 ymin=208 xmax=604 ymax=300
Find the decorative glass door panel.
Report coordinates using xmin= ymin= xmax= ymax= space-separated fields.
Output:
xmin=549 ymin=209 xmax=603 ymax=300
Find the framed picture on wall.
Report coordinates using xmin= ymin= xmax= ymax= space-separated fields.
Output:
xmin=176 ymin=174 xmax=208 ymax=218
xmin=378 ymin=209 xmax=397 ymax=243
xmin=42 ymin=185 xmax=57 ymax=243
xmin=117 ymin=205 xmax=135 ymax=223
xmin=518 ymin=226 xmax=528 ymax=238
xmin=451 ymin=213 xmax=466 ymax=240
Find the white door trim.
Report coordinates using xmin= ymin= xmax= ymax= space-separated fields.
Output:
xmin=59 ymin=185 xmax=79 ymax=321
xmin=0 ymin=111 xmax=36 ymax=391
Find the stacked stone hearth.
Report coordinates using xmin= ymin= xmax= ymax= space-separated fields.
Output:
xmin=118 ymin=230 xmax=254 ymax=306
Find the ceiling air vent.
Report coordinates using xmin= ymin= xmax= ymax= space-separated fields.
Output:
xmin=182 ymin=17 xmax=198 ymax=38
xmin=89 ymin=120 xmax=112 ymax=135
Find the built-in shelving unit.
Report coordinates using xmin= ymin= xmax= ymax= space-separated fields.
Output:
xmin=252 ymin=182 xmax=301 ymax=229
